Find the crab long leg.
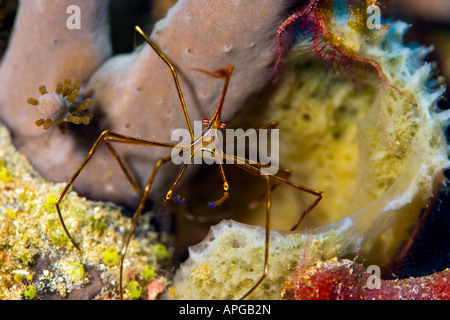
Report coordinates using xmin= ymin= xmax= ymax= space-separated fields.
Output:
xmin=134 ymin=26 xmax=194 ymax=140
xmin=118 ymin=154 xmax=173 ymax=300
xmin=234 ymin=161 xmax=323 ymax=231
xmin=164 ymin=149 xmax=195 ymax=204
xmin=248 ymin=166 xmax=292 ymax=210
xmin=240 ymin=174 xmax=271 ymax=300
xmin=226 ymin=120 xmax=279 ymax=148
xmin=214 ymin=158 xmax=321 ymax=299
xmin=103 ymin=139 xmax=141 ymax=194
xmin=55 ymin=130 xmax=178 ymax=251
xmin=208 ymin=151 xmax=230 ymax=207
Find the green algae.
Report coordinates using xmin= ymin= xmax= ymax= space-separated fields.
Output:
xmin=24 ymin=285 xmax=37 ymax=300
xmin=127 ymin=280 xmax=142 ymax=299
xmin=103 ymin=247 xmax=119 ymax=266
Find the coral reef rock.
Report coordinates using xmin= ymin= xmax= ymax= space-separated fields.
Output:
xmin=0 ymin=121 xmax=168 ymax=300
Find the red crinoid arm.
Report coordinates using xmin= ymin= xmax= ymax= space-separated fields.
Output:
xmin=275 ymin=0 xmax=416 ymax=104
xmin=275 ymin=11 xmax=305 ymax=70
xmin=276 ymin=0 xmax=354 ymax=80
xmin=315 ymin=17 xmax=417 ymax=104
xmin=275 ymin=0 xmax=326 ymax=70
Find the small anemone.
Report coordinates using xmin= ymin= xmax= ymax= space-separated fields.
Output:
xmin=26 ymin=78 xmax=93 ymax=134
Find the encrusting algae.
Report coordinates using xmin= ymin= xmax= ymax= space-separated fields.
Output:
xmin=0 ymin=123 xmax=171 ymax=299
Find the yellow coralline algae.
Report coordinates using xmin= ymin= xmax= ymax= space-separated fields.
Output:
xmin=169 ymin=10 xmax=449 ymax=299
xmin=0 ymin=122 xmax=170 ymax=299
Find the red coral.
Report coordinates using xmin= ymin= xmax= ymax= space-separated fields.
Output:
xmin=281 ymin=258 xmax=450 ymax=300
xmin=147 ymin=279 xmax=166 ymax=300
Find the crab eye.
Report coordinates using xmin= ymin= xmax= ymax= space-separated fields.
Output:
xmin=202 ymin=119 xmax=210 ymax=125
xmin=220 ymin=122 xmax=227 ymax=128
